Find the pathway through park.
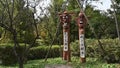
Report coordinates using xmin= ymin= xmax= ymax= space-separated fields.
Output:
xmin=45 ymin=64 xmax=73 ymax=68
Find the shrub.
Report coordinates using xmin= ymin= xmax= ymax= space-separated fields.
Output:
xmin=0 ymin=43 xmax=28 ymax=65
xmin=70 ymin=40 xmax=80 ymax=56
xmin=70 ymin=38 xmax=120 ymax=63
xmin=0 ymin=44 xmax=61 ymax=65
xmin=0 ymin=44 xmax=23 ymax=65
xmin=70 ymin=39 xmax=99 ymax=57
xmin=28 ymin=45 xmax=61 ymax=60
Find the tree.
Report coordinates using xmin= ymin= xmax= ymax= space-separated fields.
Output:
xmin=0 ymin=0 xmax=42 ymax=68
xmin=109 ymin=0 xmax=120 ymax=39
xmin=84 ymin=5 xmax=115 ymax=38
xmin=38 ymin=0 xmax=65 ymax=45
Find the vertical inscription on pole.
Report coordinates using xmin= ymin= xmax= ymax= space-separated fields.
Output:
xmin=80 ymin=34 xmax=85 ymax=58
xmin=64 ymin=32 xmax=68 ymax=51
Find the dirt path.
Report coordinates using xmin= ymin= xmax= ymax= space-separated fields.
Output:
xmin=45 ymin=64 xmax=73 ymax=68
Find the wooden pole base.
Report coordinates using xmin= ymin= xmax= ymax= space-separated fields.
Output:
xmin=63 ymin=51 xmax=67 ymax=60
xmin=80 ymin=58 xmax=86 ymax=63
xmin=63 ymin=51 xmax=71 ymax=62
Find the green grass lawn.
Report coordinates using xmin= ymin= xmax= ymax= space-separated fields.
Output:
xmin=0 ymin=57 xmax=120 ymax=68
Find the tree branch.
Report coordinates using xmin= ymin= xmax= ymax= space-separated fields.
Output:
xmin=5 ymin=0 xmax=13 ymax=28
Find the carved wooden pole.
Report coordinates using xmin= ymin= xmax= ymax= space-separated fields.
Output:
xmin=59 ymin=11 xmax=71 ymax=62
xmin=76 ymin=11 xmax=87 ymax=63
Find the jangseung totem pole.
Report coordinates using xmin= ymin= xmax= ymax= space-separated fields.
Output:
xmin=59 ymin=11 xmax=72 ymax=62
xmin=76 ymin=11 xmax=87 ymax=63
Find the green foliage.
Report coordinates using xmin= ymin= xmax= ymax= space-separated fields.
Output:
xmin=0 ymin=57 xmax=119 ymax=68
xmin=0 ymin=0 xmax=36 ymax=44
xmin=71 ymin=39 xmax=99 ymax=57
xmin=28 ymin=45 xmax=61 ymax=60
xmin=71 ymin=39 xmax=120 ymax=63
xmin=0 ymin=43 xmax=26 ymax=65
xmin=0 ymin=44 xmax=61 ymax=65
xmin=70 ymin=40 xmax=79 ymax=56
xmin=39 ymin=0 xmax=120 ymax=45
xmin=84 ymin=5 xmax=117 ymax=38
xmin=72 ymin=57 xmax=118 ymax=68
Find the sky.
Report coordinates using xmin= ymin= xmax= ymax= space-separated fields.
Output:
xmin=35 ymin=0 xmax=51 ymax=17
xmin=42 ymin=0 xmax=112 ymax=11
xmin=34 ymin=0 xmax=112 ymax=17
xmin=91 ymin=0 xmax=112 ymax=11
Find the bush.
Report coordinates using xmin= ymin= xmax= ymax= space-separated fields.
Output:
xmin=70 ymin=39 xmax=99 ymax=57
xmin=0 ymin=44 xmax=25 ymax=65
xmin=0 ymin=44 xmax=61 ymax=65
xmin=28 ymin=45 xmax=61 ymax=60
xmin=70 ymin=39 xmax=120 ymax=63
xmin=70 ymin=40 xmax=80 ymax=56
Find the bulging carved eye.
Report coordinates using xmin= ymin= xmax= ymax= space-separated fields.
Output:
xmin=66 ymin=16 xmax=68 ymax=18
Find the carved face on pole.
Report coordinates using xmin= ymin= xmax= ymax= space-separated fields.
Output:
xmin=63 ymin=13 xmax=69 ymax=23
xmin=62 ymin=11 xmax=70 ymax=29
xmin=77 ymin=12 xmax=86 ymax=29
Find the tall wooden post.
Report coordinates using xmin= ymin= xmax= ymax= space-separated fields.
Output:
xmin=76 ymin=11 xmax=86 ymax=63
xmin=59 ymin=11 xmax=71 ymax=62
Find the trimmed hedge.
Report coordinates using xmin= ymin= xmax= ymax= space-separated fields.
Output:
xmin=28 ymin=45 xmax=61 ymax=60
xmin=0 ymin=44 xmax=27 ymax=65
xmin=0 ymin=44 xmax=61 ymax=65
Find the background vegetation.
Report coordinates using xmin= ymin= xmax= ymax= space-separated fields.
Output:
xmin=0 ymin=0 xmax=120 ymax=68
xmin=0 ymin=57 xmax=120 ymax=68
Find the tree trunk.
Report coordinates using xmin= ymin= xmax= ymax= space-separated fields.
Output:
xmin=18 ymin=57 xmax=24 ymax=68
xmin=12 ymin=31 xmax=24 ymax=68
